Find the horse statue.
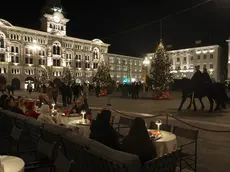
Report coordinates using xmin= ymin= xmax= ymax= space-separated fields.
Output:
xmin=178 ymin=78 xmax=227 ymax=112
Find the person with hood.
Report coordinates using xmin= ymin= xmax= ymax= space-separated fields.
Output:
xmin=37 ymin=104 xmax=56 ymax=124
xmin=89 ymin=110 xmax=120 ymax=150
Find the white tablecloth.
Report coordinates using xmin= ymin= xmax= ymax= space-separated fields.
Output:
xmin=54 ymin=114 xmax=91 ymax=137
xmin=150 ymin=130 xmax=177 ymax=157
xmin=0 ymin=156 xmax=24 ymax=172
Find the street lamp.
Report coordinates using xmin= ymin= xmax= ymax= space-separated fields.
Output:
xmin=29 ymin=40 xmax=40 ymax=91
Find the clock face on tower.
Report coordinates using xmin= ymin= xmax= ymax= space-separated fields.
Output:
xmin=54 ymin=16 xmax=60 ymax=23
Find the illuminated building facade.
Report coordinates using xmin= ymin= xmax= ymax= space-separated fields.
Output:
xmin=147 ymin=45 xmax=222 ymax=81
xmin=0 ymin=7 xmax=142 ymax=89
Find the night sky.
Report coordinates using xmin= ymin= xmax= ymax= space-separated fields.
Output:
xmin=0 ymin=0 xmax=230 ymax=57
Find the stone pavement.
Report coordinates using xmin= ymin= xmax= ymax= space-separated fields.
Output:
xmin=11 ymin=90 xmax=230 ymax=172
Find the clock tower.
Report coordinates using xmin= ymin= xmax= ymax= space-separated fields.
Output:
xmin=40 ymin=6 xmax=69 ymax=36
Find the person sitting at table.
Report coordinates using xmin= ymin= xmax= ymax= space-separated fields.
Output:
xmin=3 ymin=97 xmax=15 ymax=110
xmin=10 ymin=99 xmax=24 ymax=115
xmin=36 ymin=94 xmax=49 ymax=108
xmin=37 ymin=104 xmax=56 ymax=124
xmin=69 ymin=98 xmax=87 ymax=114
xmin=90 ymin=110 xmax=120 ymax=150
xmin=25 ymin=102 xmax=40 ymax=119
xmin=121 ymin=117 xmax=157 ymax=164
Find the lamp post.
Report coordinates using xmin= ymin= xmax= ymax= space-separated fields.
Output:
xmin=29 ymin=40 xmax=40 ymax=91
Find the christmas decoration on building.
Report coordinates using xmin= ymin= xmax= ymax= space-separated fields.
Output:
xmin=150 ymin=40 xmax=173 ymax=99
xmin=93 ymin=61 xmax=113 ymax=88
xmin=62 ymin=67 xmax=73 ymax=86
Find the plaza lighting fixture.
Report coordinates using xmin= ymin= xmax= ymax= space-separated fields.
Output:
xmin=81 ymin=110 xmax=86 ymax=121
xmin=155 ymin=119 xmax=162 ymax=134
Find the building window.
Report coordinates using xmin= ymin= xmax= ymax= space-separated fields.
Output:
xmin=93 ymin=63 xmax=98 ymax=69
xmin=210 ymin=64 xmax=213 ymax=69
xmin=53 ymin=59 xmax=60 ymax=66
xmin=191 ymin=56 xmax=193 ymax=61
xmin=210 ymin=54 xmax=213 ymax=59
xmin=0 ymin=36 xmax=4 ymax=48
xmin=177 ymin=58 xmax=180 ymax=62
xmin=0 ymin=54 xmax=4 ymax=62
xmin=183 ymin=57 xmax=186 ymax=64
xmin=76 ymin=62 xmax=81 ymax=68
xmin=85 ymin=55 xmax=90 ymax=61
xmin=16 ymin=56 xmax=19 ymax=63
xmin=85 ymin=62 xmax=90 ymax=68
xmin=203 ymin=55 xmax=207 ymax=60
xmin=203 ymin=64 xmax=206 ymax=69
xmin=197 ymin=55 xmax=200 ymax=60
xmin=52 ymin=43 xmax=61 ymax=55
xmin=76 ymin=55 xmax=81 ymax=60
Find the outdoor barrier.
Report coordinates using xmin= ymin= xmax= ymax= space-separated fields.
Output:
xmin=90 ymin=106 xmax=230 ymax=133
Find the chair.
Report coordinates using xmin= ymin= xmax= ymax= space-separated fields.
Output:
xmin=61 ymin=132 xmax=94 ymax=171
xmin=9 ymin=125 xmax=23 ymax=155
xmin=41 ymin=123 xmax=71 ymax=146
xmin=173 ymin=126 xmax=198 ymax=172
xmin=149 ymin=121 xmax=172 ymax=132
xmin=25 ymin=118 xmax=43 ymax=150
xmin=141 ymin=149 xmax=181 ymax=172
xmin=25 ymin=138 xmax=57 ymax=170
xmin=114 ymin=116 xmax=133 ymax=134
xmin=25 ymin=147 xmax=74 ymax=172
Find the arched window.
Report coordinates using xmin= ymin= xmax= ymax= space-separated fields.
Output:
xmin=11 ymin=46 xmax=14 ymax=52
xmin=52 ymin=42 xmax=61 ymax=55
xmin=0 ymin=37 xmax=4 ymax=48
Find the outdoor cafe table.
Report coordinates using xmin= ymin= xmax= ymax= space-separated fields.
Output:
xmin=54 ymin=113 xmax=91 ymax=137
xmin=120 ymin=129 xmax=177 ymax=157
xmin=0 ymin=156 xmax=25 ymax=172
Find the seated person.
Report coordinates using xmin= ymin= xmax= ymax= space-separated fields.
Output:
xmin=37 ymin=104 xmax=56 ymax=124
xmin=25 ymin=102 xmax=40 ymax=119
xmin=90 ymin=110 xmax=120 ymax=150
xmin=3 ymin=97 xmax=15 ymax=110
xmin=36 ymin=94 xmax=49 ymax=108
xmin=121 ymin=117 xmax=157 ymax=164
xmin=10 ymin=99 xmax=24 ymax=115
xmin=69 ymin=98 xmax=87 ymax=114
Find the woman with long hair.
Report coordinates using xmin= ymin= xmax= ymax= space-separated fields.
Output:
xmin=121 ymin=117 xmax=157 ymax=164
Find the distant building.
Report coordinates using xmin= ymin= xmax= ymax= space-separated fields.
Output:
xmin=108 ymin=53 xmax=143 ymax=83
xmin=146 ymin=45 xmax=222 ymax=81
xmin=0 ymin=6 xmax=142 ymax=89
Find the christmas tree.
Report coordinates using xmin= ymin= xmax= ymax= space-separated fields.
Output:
xmin=38 ymin=69 xmax=50 ymax=86
xmin=150 ymin=40 xmax=173 ymax=91
xmin=62 ymin=67 xmax=73 ymax=86
xmin=93 ymin=61 xmax=112 ymax=88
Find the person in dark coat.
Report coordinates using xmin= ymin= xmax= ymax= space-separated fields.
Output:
xmin=10 ymin=99 xmax=24 ymax=115
xmin=202 ymin=67 xmax=212 ymax=84
xmin=121 ymin=117 xmax=157 ymax=164
xmin=69 ymin=98 xmax=87 ymax=114
xmin=90 ymin=110 xmax=120 ymax=150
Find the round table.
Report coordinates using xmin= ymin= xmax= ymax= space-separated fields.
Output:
xmin=68 ymin=119 xmax=91 ymax=137
xmin=149 ymin=130 xmax=177 ymax=157
xmin=0 ymin=156 xmax=24 ymax=172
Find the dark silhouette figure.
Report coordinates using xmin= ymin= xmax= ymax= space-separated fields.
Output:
xmin=90 ymin=110 xmax=120 ymax=150
xmin=121 ymin=117 xmax=157 ymax=164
